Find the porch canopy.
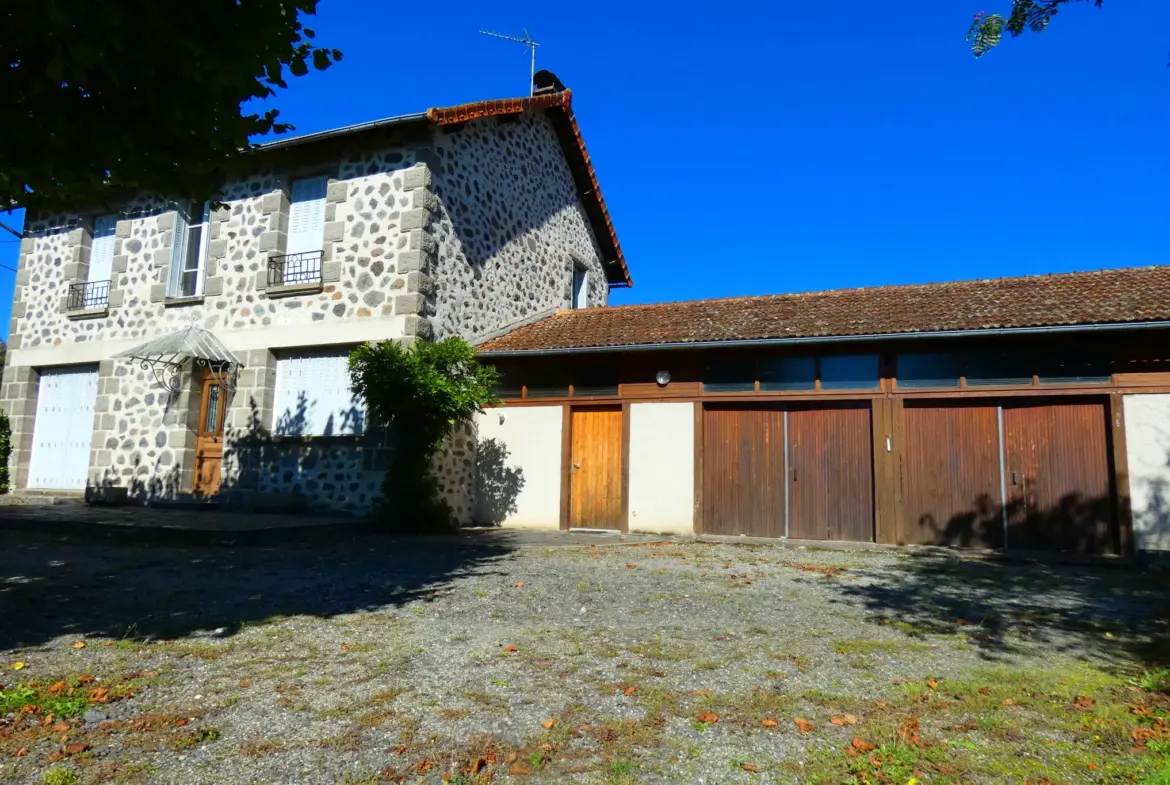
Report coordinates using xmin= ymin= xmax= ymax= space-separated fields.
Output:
xmin=114 ymin=325 xmax=242 ymax=390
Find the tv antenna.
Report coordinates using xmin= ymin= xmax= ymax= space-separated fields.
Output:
xmin=479 ymin=28 xmax=540 ymax=96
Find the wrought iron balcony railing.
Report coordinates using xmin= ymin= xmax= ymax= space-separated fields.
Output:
xmin=268 ymin=250 xmax=324 ymax=288
xmin=67 ymin=280 xmax=110 ymax=311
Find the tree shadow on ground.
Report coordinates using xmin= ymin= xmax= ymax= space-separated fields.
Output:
xmin=0 ymin=527 xmax=515 ymax=651
xmin=833 ymin=552 xmax=1170 ymax=668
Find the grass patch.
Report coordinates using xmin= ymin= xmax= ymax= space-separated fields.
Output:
xmin=42 ymin=770 xmax=79 ymax=785
xmin=769 ymin=652 xmax=811 ymax=672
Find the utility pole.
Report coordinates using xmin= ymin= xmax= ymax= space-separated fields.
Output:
xmin=479 ymin=29 xmax=541 ymax=96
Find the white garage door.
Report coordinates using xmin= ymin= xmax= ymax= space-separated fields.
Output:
xmin=27 ymin=366 xmax=99 ymax=490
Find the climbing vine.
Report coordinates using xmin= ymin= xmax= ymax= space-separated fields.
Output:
xmin=348 ymin=338 xmax=498 ymax=532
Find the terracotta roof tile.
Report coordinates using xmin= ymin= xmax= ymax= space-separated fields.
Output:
xmin=427 ymin=91 xmax=631 ymax=287
xmin=478 ymin=265 xmax=1170 ymax=353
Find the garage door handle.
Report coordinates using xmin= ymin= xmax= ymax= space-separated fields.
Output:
xmin=1011 ymin=471 xmax=1019 ymax=486
xmin=792 ymin=469 xmax=798 ymax=482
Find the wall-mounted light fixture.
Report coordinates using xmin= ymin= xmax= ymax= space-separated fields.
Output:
xmin=655 ymin=370 xmax=671 ymax=386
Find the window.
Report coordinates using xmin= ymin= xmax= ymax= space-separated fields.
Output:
xmin=572 ymin=265 xmax=589 ymax=309
xmin=1037 ymin=352 xmax=1111 ymax=385
xmin=273 ymin=350 xmax=364 ymax=436
xmin=287 ymin=176 xmax=328 ymax=256
xmin=170 ymin=202 xmax=211 ymax=298
xmin=702 ymin=360 xmax=756 ymax=393
xmin=759 ymin=357 xmax=816 ymax=392
xmin=89 ymin=215 xmax=117 ymax=284
xmin=965 ymin=352 xmax=1033 ymax=387
xmin=572 ymin=366 xmax=619 ymax=397
xmin=820 ymin=354 xmax=880 ymax=391
xmin=896 ymin=353 xmax=962 ymax=389
xmin=524 ymin=368 xmax=570 ymax=398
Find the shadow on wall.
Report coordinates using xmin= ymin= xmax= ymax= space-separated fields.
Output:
xmin=0 ymin=526 xmax=516 ymax=651
xmin=473 ymin=437 xmax=524 ymax=526
xmin=909 ymin=490 xmax=1120 ymax=555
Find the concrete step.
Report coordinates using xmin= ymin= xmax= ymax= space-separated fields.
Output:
xmin=0 ymin=490 xmax=86 ymax=506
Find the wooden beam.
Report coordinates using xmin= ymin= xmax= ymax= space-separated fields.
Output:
xmin=1108 ymin=393 xmax=1135 ymax=557
xmin=872 ymin=398 xmax=897 ymax=544
xmin=693 ymin=401 xmax=704 ymax=535
xmin=559 ymin=404 xmax=572 ymax=530
xmin=621 ymin=402 xmax=631 ymax=533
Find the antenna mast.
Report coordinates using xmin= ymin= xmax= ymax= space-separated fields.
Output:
xmin=479 ymin=28 xmax=541 ymax=96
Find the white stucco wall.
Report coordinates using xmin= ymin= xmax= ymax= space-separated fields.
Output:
xmin=1124 ymin=394 xmax=1170 ymax=552
xmin=627 ymin=403 xmax=695 ymax=535
xmin=473 ymin=406 xmax=562 ymax=529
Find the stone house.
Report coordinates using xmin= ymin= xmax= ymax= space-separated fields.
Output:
xmin=1 ymin=77 xmax=632 ymax=518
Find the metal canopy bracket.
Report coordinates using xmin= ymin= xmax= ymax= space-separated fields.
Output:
xmin=114 ymin=325 xmax=242 ymax=392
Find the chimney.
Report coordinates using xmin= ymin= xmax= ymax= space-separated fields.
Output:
xmin=532 ymin=70 xmax=566 ymax=95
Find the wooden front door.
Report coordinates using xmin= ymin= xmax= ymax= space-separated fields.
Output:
xmin=701 ymin=405 xmax=786 ymax=538
xmin=901 ymin=402 xmax=1004 ymax=548
xmin=787 ymin=403 xmax=874 ymax=542
xmin=1002 ymin=400 xmax=1115 ymax=553
xmin=193 ymin=371 xmax=227 ymax=495
xmin=569 ymin=406 xmax=624 ymax=530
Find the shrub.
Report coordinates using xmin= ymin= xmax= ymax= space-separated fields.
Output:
xmin=348 ymin=338 xmax=497 ymax=533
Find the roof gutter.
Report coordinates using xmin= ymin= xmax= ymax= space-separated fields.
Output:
xmin=477 ymin=319 xmax=1170 ymax=357
xmin=253 ymin=112 xmax=430 ymax=151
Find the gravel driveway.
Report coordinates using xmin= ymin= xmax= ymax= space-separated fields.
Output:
xmin=0 ymin=528 xmax=1167 ymax=784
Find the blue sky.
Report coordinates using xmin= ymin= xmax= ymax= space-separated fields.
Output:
xmin=2 ymin=0 xmax=1167 ymax=335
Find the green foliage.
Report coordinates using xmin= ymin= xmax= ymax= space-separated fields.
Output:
xmin=0 ymin=684 xmax=88 ymax=717
xmin=2 ymin=1 xmax=341 ymax=211
xmin=43 ymin=769 xmax=79 ymax=785
xmin=1135 ymin=668 xmax=1170 ymax=694
xmin=968 ymin=1 xmax=1103 ymax=58
xmin=348 ymin=338 xmax=498 ymax=532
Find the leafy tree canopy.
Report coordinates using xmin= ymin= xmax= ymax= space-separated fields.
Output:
xmin=968 ymin=0 xmax=1103 ymax=57
xmin=1 ymin=1 xmax=341 ymax=213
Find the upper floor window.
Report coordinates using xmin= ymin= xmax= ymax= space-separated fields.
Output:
xmin=89 ymin=215 xmax=117 ymax=284
xmin=572 ymin=265 xmax=589 ymax=309
xmin=288 ymin=176 xmax=328 ymax=256
xmin=170 ymin=201 xmax=211 ymax=298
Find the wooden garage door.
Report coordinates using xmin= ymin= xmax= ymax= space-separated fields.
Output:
xmin=787 ymin=404 xmax=874 ymax=542
xmin=1003 ymin=400 xmax=1115 ymax=554
xmin=702 ymin=406 xmax=786 ymax=538
xmin=902 ymin=402 xmax=1004 ymax=548
xmin=569 ymin=406 xmax=624 ymax=530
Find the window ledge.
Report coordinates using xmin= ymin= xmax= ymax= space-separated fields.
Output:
xmin=265 ymin=281 xmax=324 ymax=298
xmin=66 ymin=306 xmax=109 ymax=320
xmin=164 ymin=295 xmax=205 ymax=308
xmin=270 ymin=432 xmax=364 ymax=444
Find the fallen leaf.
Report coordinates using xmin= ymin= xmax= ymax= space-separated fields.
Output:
xmin=75 ymin=674 xmax=94 ymax=684
xmin=417 ymin=759 xmax=432 ymax=773
xmin=64 ymin=742 xmax=88 ymax=755
xmin=506 ymin=751 xmax=519 ymax=763
xmin=175 ymin=719 xmax=187 ymax=727
xmin=1002 ymin=698 xmax=1014 ymax=706
xmin=843 ymin=713 xmax=858 ymax=725
xmin=1074 ymin=696 xmax=1096 ymax=710
xmin=831 ymin=716 xmax=845 ymax=726
xmin=1105 ymin=632 xmax=1116 ymax=640
xmin=852 ymin=737 xmax=877 ymax=752
xmin=541 ymin=718 xmax=556 ymax=729
xmin=48 ymin=751 xmax=64 ymax=763
xmin=794 ymin=717 xmax=814 ymax=733
xmin=89 ymin=686 xmax=110 ymax=703
xmin=872 ymin=701 xmax=889 ymax=709
xmin=626 ymin=564 xmax=636 ymax=569
xmin=515 ymin=580 xmax=525 ymax=588
xmin=926 ymin=678 xmax=939 ymax=689
xmin=979 ymin=687 xmax=990 ymax=695
xmin=72 ymin=641 xmax=86 ymax=649
xmin=52 ymin=721 xmax=70 ymax=732
xmin=238 ymin=679 xmax=250 ymax=688
xmin=697 ymin=711 xmax=719 ymax=724
xmin=622 ymin=686 xmax=638 ymax=697
xmin=740 ymin=763 xmax=757 ymax=772
xmin=831 ymin=714 xmax=858 ymax=726
xmin=13 ymin=748 xmax=27 ymax=757
xmin=761 ymin=718 xmax=778 ymax=728
xmin=11 ymin=661 xmax=24 ymax=671
xmin=699 ymin=572 xmax=708 ymax=577
xmin=591 ymin=554 xmax=598 ymax=559
xmin=47 ymin=681 xmax=67 ymax=695
xmin=394 ymin=745 xmax=407 ymax=755
xmin=1088 ymin=763 xmax=1097 ymax=770
xmin=501 ymin=644 xmax=518 ymax=654
xmin=508 ymin=762 xmax=533 ymax=775
xmin=956 ymin=619 xmax=966 ymax=625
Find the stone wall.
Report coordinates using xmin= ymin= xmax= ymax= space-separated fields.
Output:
xmin=429 ymin=113 xmax=609 ymax=342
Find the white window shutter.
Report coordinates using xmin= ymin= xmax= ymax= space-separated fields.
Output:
xmin=88 ymin=216 xmax=117 ymax=283
xmin=287 ymin=177 xmax=328 ymax=256
xmin=169 ymin=209 xmax=189 ymax=295
xmin=273 ymin=351 xmax=362 ymax=437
